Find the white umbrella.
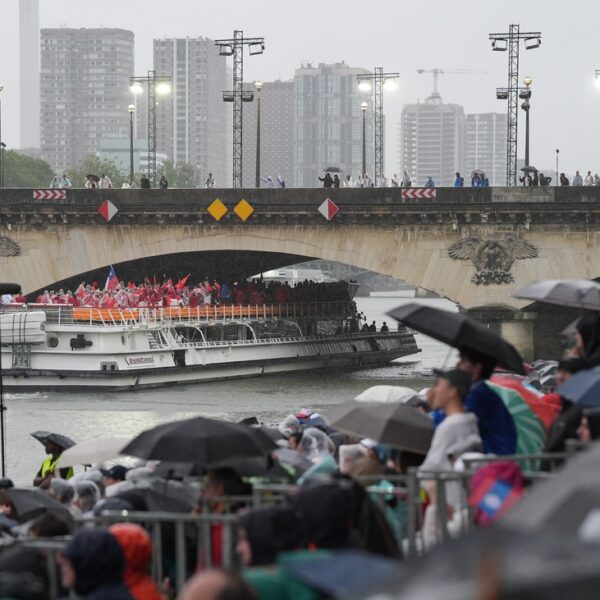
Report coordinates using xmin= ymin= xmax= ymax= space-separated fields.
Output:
xmin=57 ymin=437 xmax=130 ymax=468
xmin=515 ymin=279 xmax=600 ymax=310
xmin=354 ymin=385 xmax=418 ymax=404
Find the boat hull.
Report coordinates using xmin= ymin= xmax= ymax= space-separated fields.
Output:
xmin=1 ymin=334 xmax=419 ymax=391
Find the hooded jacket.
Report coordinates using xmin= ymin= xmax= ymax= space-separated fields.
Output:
xmin=110 ymin=524 xmax=163 ymax=600
xmin=62 ymin=528 xmax=133 ymax=600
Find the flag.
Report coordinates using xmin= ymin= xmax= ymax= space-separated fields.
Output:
xmin=176 ymin=274 xmax=191 ymax=290
xmin=104 ymin=265 xmax=119 ymax=291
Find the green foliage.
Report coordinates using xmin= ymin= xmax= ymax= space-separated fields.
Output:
xmin=3 ymin=150 xmax=55 ymax=188
xmin=158 ymin=160 xmax=200 ymax=188
xmin=65 ymin=155 xmax=126 ymax=188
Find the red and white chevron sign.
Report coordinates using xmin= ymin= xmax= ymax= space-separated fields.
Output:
xmin=33 ymin=189 xmax=66 ymax=200
xmin=401 ymin=188 xmax=436 ymax=200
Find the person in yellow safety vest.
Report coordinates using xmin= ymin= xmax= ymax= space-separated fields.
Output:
xmin=33 ymin=440 xmax=73 ymax=488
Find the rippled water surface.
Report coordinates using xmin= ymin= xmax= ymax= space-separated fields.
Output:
xmin=4 ymin=297 xmax=457 ymax=484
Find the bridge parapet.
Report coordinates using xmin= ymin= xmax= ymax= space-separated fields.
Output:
xmin=0 ymin=187 xmax=598 ymax=228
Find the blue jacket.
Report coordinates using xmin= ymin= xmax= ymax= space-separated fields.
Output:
xmin=454 ymin=177 xmax=464 ymax=188
xmin=465 ymin=381 xmax=517 ymax=455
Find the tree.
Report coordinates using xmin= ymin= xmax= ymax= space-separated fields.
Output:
xmin=65 ymin=155 xmax=126 ymax=188
xmin=158 ymin=160 xmax=200 ymax=188
xmin=3 ymin=150 xmax=55 ymax=188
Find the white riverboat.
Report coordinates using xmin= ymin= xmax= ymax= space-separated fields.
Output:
xmin=0 ymin=303 xmax=420 ymax=391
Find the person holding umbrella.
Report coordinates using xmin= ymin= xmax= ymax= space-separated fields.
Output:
xmin=32 ymin=432 xmax=75 ymax=487
xmin=457 ymin=348 xmax=517 ymax=455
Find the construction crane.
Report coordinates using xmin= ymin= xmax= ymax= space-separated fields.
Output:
xmin=416 ymin=68 xmax=487 ymax=100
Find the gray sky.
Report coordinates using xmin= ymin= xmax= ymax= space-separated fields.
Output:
xmin=1 ymin=0 xmax=598 ymax=176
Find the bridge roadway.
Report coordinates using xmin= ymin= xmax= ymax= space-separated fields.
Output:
xmin=0 ymin=185 xmax=598 ymax=359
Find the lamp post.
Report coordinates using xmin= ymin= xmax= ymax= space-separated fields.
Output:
xmin=255 ymin=80 xmax=262 ymax=188
xmin=555 ymin=148 xmax=560 ymax=186
xmin=520 ymin=76 xmax=532 ymax=168
xmin=360 ymin=102 xmax=368 ymax=177
xmin=128 ymin=104 xmax=135 ymax=186
xmin=0 ymin=84 xmax=4 ymax=189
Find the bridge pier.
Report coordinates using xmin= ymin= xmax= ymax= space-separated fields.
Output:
xmin=468 ymin=306 xmax=537 ymax=363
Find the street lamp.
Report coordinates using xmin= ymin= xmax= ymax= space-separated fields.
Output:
xmin=128 ymin=104 xmax=135 ymax=186
xmin=555 ymin=148 xmax=560 ymax=186
xmin=519 ymin=76 xmax=532 ymax=168
xmin=0 ymin=84 xmax=4 ymax=189
xmin=360 ymin=102 xmax=368 ymax=177
xmin=255 ymin=80 xmax=263 ymax=188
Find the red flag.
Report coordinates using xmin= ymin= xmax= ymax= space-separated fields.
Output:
xmin=176 ymin=274 xmax=191 ymax=290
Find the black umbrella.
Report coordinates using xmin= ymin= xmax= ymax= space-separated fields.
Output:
xmin=6 ymin=488 xmax=74 ymax=528
xmin=377 ymin=527 xmax=600 ymax=600
xmin=120 ymin=416 xmax=277 ymax=465
xmin=30 ymin=431 xmax=75 ymax=451
xmin=323 ymin=166 xmax=342 ymax=173
xmin=325 ymin=400 xmax=434 ymax=454
xmin=557 ymin=367 xmax=600 ymax=407
xmin=388 ymin=303 xmax=525 ymax=374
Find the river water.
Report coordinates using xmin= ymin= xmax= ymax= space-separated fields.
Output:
xmin=4 ymin=297 xmax=457 ymax=484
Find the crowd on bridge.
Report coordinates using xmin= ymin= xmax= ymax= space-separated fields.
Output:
xmin=1 ymin=292 xmax=600 ymax=597
xmin=9 ymin=277 xmax=353 ymax=310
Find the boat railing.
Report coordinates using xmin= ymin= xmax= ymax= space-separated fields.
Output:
xmin=0 ymin=301 xmax=357 ymax=327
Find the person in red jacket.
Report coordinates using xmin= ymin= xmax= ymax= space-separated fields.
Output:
xmin=110 ymin=523 xmax=164 ymax=600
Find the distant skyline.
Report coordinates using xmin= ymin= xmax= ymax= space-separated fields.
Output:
xmin=1 ymin=0 xmax=599 ymax=177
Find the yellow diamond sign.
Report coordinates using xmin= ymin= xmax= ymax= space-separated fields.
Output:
xmin=234 ymin=199 xmax=254 ymax=222
xmin=207 ymin=198 xmax=228 ymax=221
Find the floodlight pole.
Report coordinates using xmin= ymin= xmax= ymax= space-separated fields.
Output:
xmin=130 ymin=71 xmax=172 ymax=187
xmin=357 ymin=68 xmax=399 ymax=183
xmin=215 ymin=31 xmax=265 ymax=188
xmin=489 ymin=25 xmax=542 ymax=186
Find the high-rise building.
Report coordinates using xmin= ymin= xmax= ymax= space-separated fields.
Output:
xmin=19 ymin=0 xmax=40 ymax=150
xmin=40 ymin=28 xmax=134 ymax=172
xmin=399 ymin=96 xmax=465 ymax=187
xmin=241 ymin=80 xmax=295 ymax=187
xmin=464 ymin=113 xmax=507 ymax=186
xmin=153 ymin=37 xmax=228 ymax=186
xmin=295 ymin=62 xmax=373 ymax=188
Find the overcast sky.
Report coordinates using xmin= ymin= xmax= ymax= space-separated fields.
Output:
xmin=0 ymin=0 xmax=598 ymax=176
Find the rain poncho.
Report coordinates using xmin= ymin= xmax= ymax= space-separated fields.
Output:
xmin=278 ymin=414 xmax=301 ymax=438
xmin=297 ymin=428 xmax=335 ymax=462
xmin=110 ymin=524 xmax=162 ymax=600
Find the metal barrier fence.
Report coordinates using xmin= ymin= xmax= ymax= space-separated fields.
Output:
xmin=0 ymin=451 xmax=577 ymax=598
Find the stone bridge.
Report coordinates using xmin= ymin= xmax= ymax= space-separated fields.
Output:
xmin=0 ymin=185 xmax=598 ymax=358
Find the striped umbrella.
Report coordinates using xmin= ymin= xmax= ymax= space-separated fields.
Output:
xmin=491 ymin=376 xmax=561 ymax=430
xmin=485 ymin=382 xmax=546 ymax=456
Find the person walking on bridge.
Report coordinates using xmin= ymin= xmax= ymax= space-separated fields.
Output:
xmin=454 ymin=172 xmax=464 ymax=188
xmin=573 ymin=171 xmax=584 ymax=186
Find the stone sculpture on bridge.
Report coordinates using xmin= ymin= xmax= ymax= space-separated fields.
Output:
xmin=448 ymin=235 xmax=538 ymax=285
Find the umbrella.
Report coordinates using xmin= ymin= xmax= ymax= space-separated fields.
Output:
xmin=354 ymin=385 xmax=418 ymax=404
xmin=372 ymin=527 xmax=600 ymax=600
xmin=6 ymin=488 xmax=74 ymax=527
xmin=557 ymin=366 xmax=600 ymax=407
xmin=57 ymin=437 xmax=130 ymax=468
xmin=120 ymin=416 xmax=277 ymax=465
xmin=485 ymin=382 xmax=546 ymax=455
xmin=490 ymin=376 xmax=560 ymax=430
xmin=471 ymin=169 xmax=486 ymax=178
xmin=30 ymin=431 xmax=75 ymax=451
xmin=514 ymin=279 xmax=600 ymax=310
xmin=121 ymin=479 xmax=197 ymax=513
xmin=325 ymin=400 xmax=434 ymax=454
xmin=520 ymin=165 xmax=538 ymax=173
xmin=323 ymin=166 xmax=342 ymax=173
xmin=283 ymin=550 xmax=404 ymax=600
xmin=504 ymin=439 xmax=600 ymax=534
xmin=388 ymin=303 xmax=525 ymax=374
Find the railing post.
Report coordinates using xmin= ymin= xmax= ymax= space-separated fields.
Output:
xmin=406 ymin=469 xmax=418 ymax=559
xmin=174 ymin=520 xmax=186 ymax=593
